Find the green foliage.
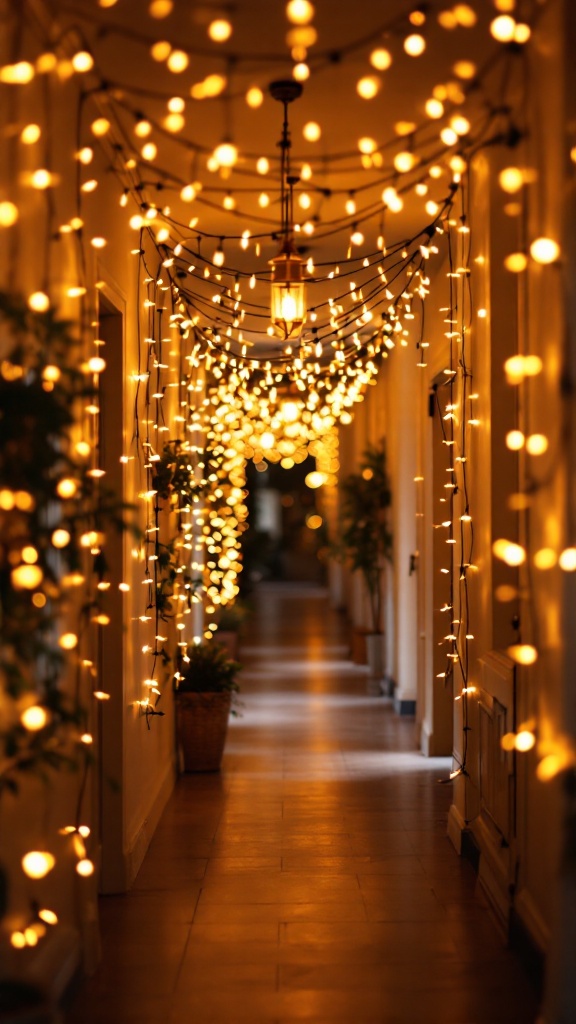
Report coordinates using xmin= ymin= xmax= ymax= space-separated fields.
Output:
xmin=216 ymin=598 xmax=251 ymax=633
xmin=150 ymin=441 xmax=204 ymax=622
xmin=152 ymin=440 xmax=204 ymax=508
xmin=336 ymin=439 xmax=392 ymax=632
xmin=0 ymin=291 xmax=133 ymax=796
xmin=176 ymin=642 xmax=241 ymax=694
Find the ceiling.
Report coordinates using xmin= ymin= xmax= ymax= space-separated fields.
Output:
xmin=40 ymin=0 xmax=511 ymax=353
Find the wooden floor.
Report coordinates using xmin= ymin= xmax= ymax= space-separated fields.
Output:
xmin=66 ymin=583 xmax=539 ymax=1024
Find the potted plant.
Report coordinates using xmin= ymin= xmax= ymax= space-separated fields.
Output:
xmin=336 ymin=440 xmax=392 ymax=687
xmin=174 ymin=642 xmax=240 ymax=772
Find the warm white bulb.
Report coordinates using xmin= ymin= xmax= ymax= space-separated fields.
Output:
xmin=208 ymin=19 xmax=232 ymax=42
xmin=31 ymin=169 xmax=53 ymax=190
xmin=453 ymin=59 xmax=477 ymax=79
xmin=559 ymin=547 xmax=576 ymax=571
xmin=28 ymin=291 xmax=50 ymax=312
xmin=213 ymin=142 xmax=238 ymax=167
xmin=76 ymin=858 xmax=95 ymax=877
xmin=52 ymin=528 xmax=71 ymax=548
xmin=286 ymin=0 xmax=315 ymax=25
xmin=450 ymin=115 xmax=470 ymax=136
xmin=11 ymin=564 xmax=43 ymax=590
xmin=358 ymin=137 xmax=377 ymax=155
xmin=293 ymin=62 xmax=310 ymax=81
xmin=440 ymin=127 xmax=458 ymax=147
xmin=504 ymin=253 xmax=528 ymax=273
xmin=21 ymin=705 xmax=49 ymax=731
xmin=492 ymin=539 xmax=526 ymax=566
xmin=507 ymin=644 xmax=538 ymax=666
xmin=525 ymin=433 xmax=548 ymax=456
xmin=0 ymin=201 xmax=18 ymax=226
xmin=529 ymin=237 xmax=560 ymax=265
xmin=246 ymin=86 xmax=264 ymax=108
xmin=164 ymin=112 xmax=184 ymax=132
xmin=303 ymin=121 xmax=321 ymax=142
xmin=404 ymin=33 xmax=426 ymax=56
xmin=149 ymin=0 xmax=173 ymax=16
xmin=59 ymin=632 xmax=78 ymax=650
xmin=425 ymin=98 xmax=444 ymax=119
xmin=0 ymin=61 xmax=35 ymax=84
xmin=394 ymin=151 xmax=417 ymax=173
xmin=491 ymin=15 xmax=516 ymax=42
xmin=514 ymin=23 xmax=531 ymax=44
xmin=499 ymin=167 xmax=524 ymax=193
xmin=167 ymin=49 xmax=189 ymax=73
xmin=21 ymin=123 xmax=41 ymax=144
xmin=357 ymin=76 xmax=381 ymax=100
xmin=22 ymin=851 xmax=55 ymax=879
xmin=150 ymin=40 xmax=171 ymax=61
xmin=533 ymin=548 xmax=557 ymax=570
xmin=86 ymin=356 xmax=106 ymax=374
xmin=506 ymin=430 xmax=525 ymax=451
xmin=71 ymin=51 xmax=94 ymax=73
xmin=134 ymin=120 xmax=152 ymax=138
xmin=382 ymin=187 xmax=403 ymax=212
xmin=370 ymin=48 xmax=392 ymax=71
xmin=515 ymin=730 xmax=536 ymax=752
xmin=91 ymin=117 xmax=110 ymax=137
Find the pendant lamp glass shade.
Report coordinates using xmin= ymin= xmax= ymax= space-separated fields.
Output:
xmin=269 ymin=248 xmax=306 ymax=339
xmin=268 ymin=79 xmax=306 ymax=341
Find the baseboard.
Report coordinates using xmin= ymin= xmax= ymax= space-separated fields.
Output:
xmin=447 ymin=801 xmax=467 ymax=855
xmin=126 ymin=757 xmax=176 ymax=886
xmin=394 ymin=697 xmax=416 ymax=716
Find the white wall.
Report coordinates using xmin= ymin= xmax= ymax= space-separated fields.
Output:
xmin=0 ymin=57 xmax=177 ymax=986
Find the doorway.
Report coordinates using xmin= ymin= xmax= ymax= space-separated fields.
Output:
xmin=417 ymin=378 xmax=454 ymax=756
xmin=94 ymin=287 xmax=127 ymax=893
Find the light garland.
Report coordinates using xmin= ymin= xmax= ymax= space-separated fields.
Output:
xmin=1 ymin=0 xmax=565 ymax=962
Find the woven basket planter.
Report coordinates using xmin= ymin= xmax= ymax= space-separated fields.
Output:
xmin=175 ymin=691 xmax=232 ymax=772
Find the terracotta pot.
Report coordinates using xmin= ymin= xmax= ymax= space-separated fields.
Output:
xmin=175 ymin=691 xmax=232 ymax=772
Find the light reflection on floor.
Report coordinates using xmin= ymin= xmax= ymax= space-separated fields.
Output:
xmin=65 ymin=582 xmax=539 ymax=1024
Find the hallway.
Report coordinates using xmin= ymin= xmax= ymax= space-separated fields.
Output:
xmin=66 ymin=585 xmax=538 ymax=1024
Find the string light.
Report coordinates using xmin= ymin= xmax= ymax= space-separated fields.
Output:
xmin=208 ymin=19 xmax=232 ymax=42
xmin=404 ymin=34 xmax=426 ymax=57
xmin=357 ymin=76 xmax=381 ymax=99
xmin=303 ymin=121 xmax=321 ymax=142
xmin=1 ymin=0 xmax=572 ymax=961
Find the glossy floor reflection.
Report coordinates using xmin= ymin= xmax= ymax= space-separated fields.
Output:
xmin=66 ymin=583 xmax=539 ymax=1023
